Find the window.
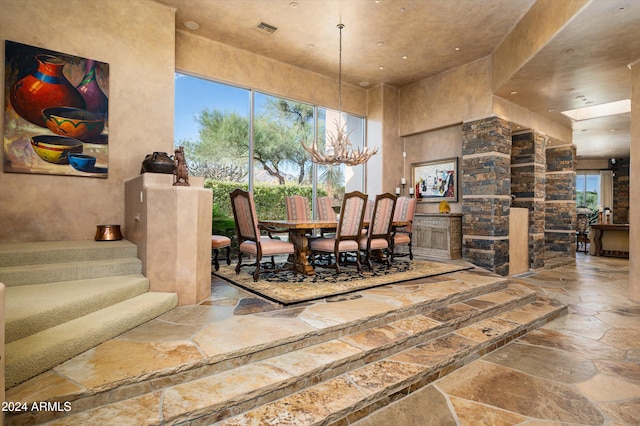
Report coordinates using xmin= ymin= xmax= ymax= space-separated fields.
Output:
xmin=174 ymin=72 xmax=366 ymax=223
xmin=576 ymin=172 xmax=600 ymax=210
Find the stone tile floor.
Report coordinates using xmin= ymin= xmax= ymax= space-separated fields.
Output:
xmin=7 ymin=253 xmax=639 ymax=425
xmin=354 ymin=253 xmax=640 ymax=425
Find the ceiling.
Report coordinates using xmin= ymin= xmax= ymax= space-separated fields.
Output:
xmin=155 ymin=0 xmax=640 ymax=160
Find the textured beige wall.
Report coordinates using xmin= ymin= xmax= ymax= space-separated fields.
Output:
xmin=493 ymin=96 xmax=572 ymax=143
xmin=398 ymin=57 xmax=493 ymax=137
xmin=630 ymin=60 xmax=639 ymax=302
xmin=0 ymin=0 xmax=176 ymax=242
xmin=403 ymin=125 xmax=463 ymax=215
xmin=175 ymin=31 xmax=367 ymax=117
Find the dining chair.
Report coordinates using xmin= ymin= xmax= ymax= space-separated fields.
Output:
xmin=360 ymin=193 xmax=397 ymax=271
xmin=316 ymin=196 xmax=337 ymax=237
xmin=391 ymin=196 xmax=417 ymax=260
xmin=230 ymin=189 xmax=295 ymax=281
xmin=286 ymin=195 xmax=311 ymax=220
xmin=211 ymin=235 xmax=231 ymax=271
xmin=309 ymin=191 xmax=367 ymax=274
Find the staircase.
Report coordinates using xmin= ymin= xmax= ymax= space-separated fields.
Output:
xmin=3 ymin=264 xmax=567 ymax=425
xmin=0 ymin=240 xmax=178 ymax=388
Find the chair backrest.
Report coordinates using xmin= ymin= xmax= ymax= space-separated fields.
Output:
xmin=368 ymin=193 xmax=397 ymax=240
xmin=337 ymin=191 xmax=368 ymax=240
xmin=364 ymin=199 xmax=374 ymax=222
xmin=230 ymin=189 xmax=260 ymax=243
xmin=286 ymin=195 xmax=311 ymax=221
xmin=316 ymin=196 xmax=337 ymax=221
xmin=577 ymin=214 xmax=589 ymax=233
xmin=393 ymin=196 xmax=417 ymax=232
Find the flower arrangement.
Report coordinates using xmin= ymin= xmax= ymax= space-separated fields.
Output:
xmin=439 ymin=200 xmax=451 ymax=213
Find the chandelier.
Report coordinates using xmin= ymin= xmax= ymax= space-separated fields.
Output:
xmin=301 ymin=24 xmax=378 ymax=166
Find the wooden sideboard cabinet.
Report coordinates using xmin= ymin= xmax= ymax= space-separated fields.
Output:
xmin=412 ymin=213 xmax=462 ymax=259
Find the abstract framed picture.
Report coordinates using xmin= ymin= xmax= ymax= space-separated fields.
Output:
xmin=412 ymin=157 xmax=458 ymax=203
xmin=3 ymin=40 xmax=109 ymax=178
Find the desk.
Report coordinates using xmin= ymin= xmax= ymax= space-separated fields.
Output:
xmin=590 ymin=224 xmax=629 ymax=258
xmin=259 ymin=219 xmax=409 ymax=275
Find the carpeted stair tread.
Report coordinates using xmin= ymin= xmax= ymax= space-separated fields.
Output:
xmin=5 ymin=274 xmax=151 ymax=343
xmin=5 ymin=291 xmax=178 ymax=389
xmin=45 ymin=293 xmax=566 ymax=425
xmin=0 ymin=240 xmax=138 ymax=267
xmin=0 ymin=257 xmax=142 ymax=287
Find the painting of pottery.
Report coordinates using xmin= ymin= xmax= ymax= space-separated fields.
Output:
xmin=3 ymin=40 xmax=109 ymax=177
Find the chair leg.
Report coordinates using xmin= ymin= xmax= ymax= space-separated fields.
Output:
xmin=253 ymin=256 xmax=262 ymax=282
xmin=408 ymin=240 xmax=414 ymax=260
xmin=235 ymin=253 xmax=243 ymax=274
xmin=225 ymin=246 xmax=231 ymax=265
xmin=212 ymin=248 xmax=220 ymax=271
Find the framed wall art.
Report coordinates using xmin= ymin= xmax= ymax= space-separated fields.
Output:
xmin=412 ymin=157 xmax=458 ymax=203
xmin=3 ymin=40 xmax=109 ymax=178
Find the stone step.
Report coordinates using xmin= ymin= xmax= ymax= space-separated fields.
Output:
xmin=5 ymin=282 xmax=567 ymax=425
xmin=5 ymin=274 xmax=150 ymax=343
xmin=5 ymin=291 xmax=178 ymax=389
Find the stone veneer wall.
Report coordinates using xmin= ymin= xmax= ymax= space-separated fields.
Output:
xmin=545 ymin=144 xmax=576 ymax=257
xmin=511 ymin=132 xmax=546 ymax=269
xmin=461 ymin=116 xmax=512 ymax=276
xmin=613 ymin=158 xmax=630 ymax=224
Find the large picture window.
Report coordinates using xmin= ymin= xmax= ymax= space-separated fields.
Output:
xmin=576 ymin=172 xmax=600 ymax=210
xmin=174 ymin=72 xmax=366 ymax=227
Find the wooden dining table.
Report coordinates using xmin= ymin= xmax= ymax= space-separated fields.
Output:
xmin=259 ymin=218 xmax=410 ymax=275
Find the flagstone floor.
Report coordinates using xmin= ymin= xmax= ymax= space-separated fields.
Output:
xmin=354 ymin=253 xmax=640 ymax=425
xmin=7 ymin=253 xmax=639 ymax=425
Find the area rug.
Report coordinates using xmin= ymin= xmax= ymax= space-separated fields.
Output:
xmin=213 ymin=259 xmax=471 ymax=305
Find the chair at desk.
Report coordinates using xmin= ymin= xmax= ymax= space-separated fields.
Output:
xmin=576 ymin=214 xmax=590 ymax=253
xmin=359 ymin=193 xmax=397 ymax=271
xmin=310 ymin=191 xmax=367 ymax=274
xmin=230 ymin=189 xmax=295 ymax=281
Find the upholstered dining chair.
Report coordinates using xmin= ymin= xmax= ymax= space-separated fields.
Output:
xmin=359 ymin=193 xmax=397 ymax=271
xmin=316 ymin=196 xmax=338 ymax=237
xmin=230 ymin=189 xmax=295 ymax=282
xmin=391 ymin=196 xmax=417 ymax=261
xmin=309 ymin=191 xmax=368 ymax=274
xmin=211 ymin=235 xmax=231 ymax=271
xmin=286 ymin=195 xmax=311 ymax=221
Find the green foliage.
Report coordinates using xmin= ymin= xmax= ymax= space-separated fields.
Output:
xmin=204 ymin=180 xmax=328 ymax=230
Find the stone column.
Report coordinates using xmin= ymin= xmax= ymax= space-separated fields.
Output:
xmin=612 ymin=158 xmax=630 ymax=224
xmin=511 ymin=131 xmax=546 ymax=269
xmin=461 ymin=116 xmax=511 ymax=276
xmin=545 ymin=144 xmax=576 ymax=258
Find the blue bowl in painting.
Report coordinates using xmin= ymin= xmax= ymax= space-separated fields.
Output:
xmin=68 ymin=153 xmax=97 ymax=171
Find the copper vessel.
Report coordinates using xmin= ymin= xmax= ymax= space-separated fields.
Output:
xmin=95 ymin=224 xmax=123 ymax=241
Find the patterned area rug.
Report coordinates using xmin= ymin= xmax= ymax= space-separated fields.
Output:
xmin=213 ymin=259 xmax=471 ymax=305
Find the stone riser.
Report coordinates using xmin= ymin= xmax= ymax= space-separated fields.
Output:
xmin=190 ymin=296 xmax=568 ymax=425
xmin=7 ymin=284 xmax=548 ymax=425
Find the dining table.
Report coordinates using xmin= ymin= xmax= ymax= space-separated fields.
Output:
xmin=259 ymin=218 xmax=410 ymax=275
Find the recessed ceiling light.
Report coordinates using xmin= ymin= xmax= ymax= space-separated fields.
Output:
xmin=289 ymin=1 xmax=298 ymax=7
xmin=359 ymin=81 xmax=370 ymax=87
xmin=561 ymin=48 xmax=574 ymax=54
xmin=614 ymin=6 xmax=626 ymax=12
xmin=576 ymin=95 xmax=585 ymax=99
xmin=454 ymin=47 xmax=461 ymax=51
xmin=510 ymin=91 xmax=518 ymax=95
xmin=183 ymin=20 xmax=200 ymax=30
xmin=585 ymin=101 xmax=594 ymax=104
xmin=548 ymin=109 xmax=556 ymax=112
xmin=400 ymin=7 xmax=405 ymax=12
xmin=609 ymin=129 xmax=617 ymax=132
xmin=307 ymin=43 xmax=315 ymax=49
xmin=379 ymin=66 xmax=384 ymax=70
xmin=402 ymin=55 xmax=408 ymax=60
xmin=377 ymin=41 xmax=384 ymax=46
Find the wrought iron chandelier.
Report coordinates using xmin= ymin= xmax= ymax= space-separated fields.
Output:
xmin=301 ymin=24 xmax=378 ymax=166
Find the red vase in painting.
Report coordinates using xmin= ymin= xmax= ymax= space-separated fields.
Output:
xmin=10 ymin=54 xmax=86 ymax=128
xmin=76 ymin=59 xmax=108 ymax=116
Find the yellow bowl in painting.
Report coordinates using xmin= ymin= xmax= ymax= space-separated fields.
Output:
xmin=42 ymin=107 xmax=104 ymax=142
xmin=30 ymin=135 xmax=84 ymax=164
